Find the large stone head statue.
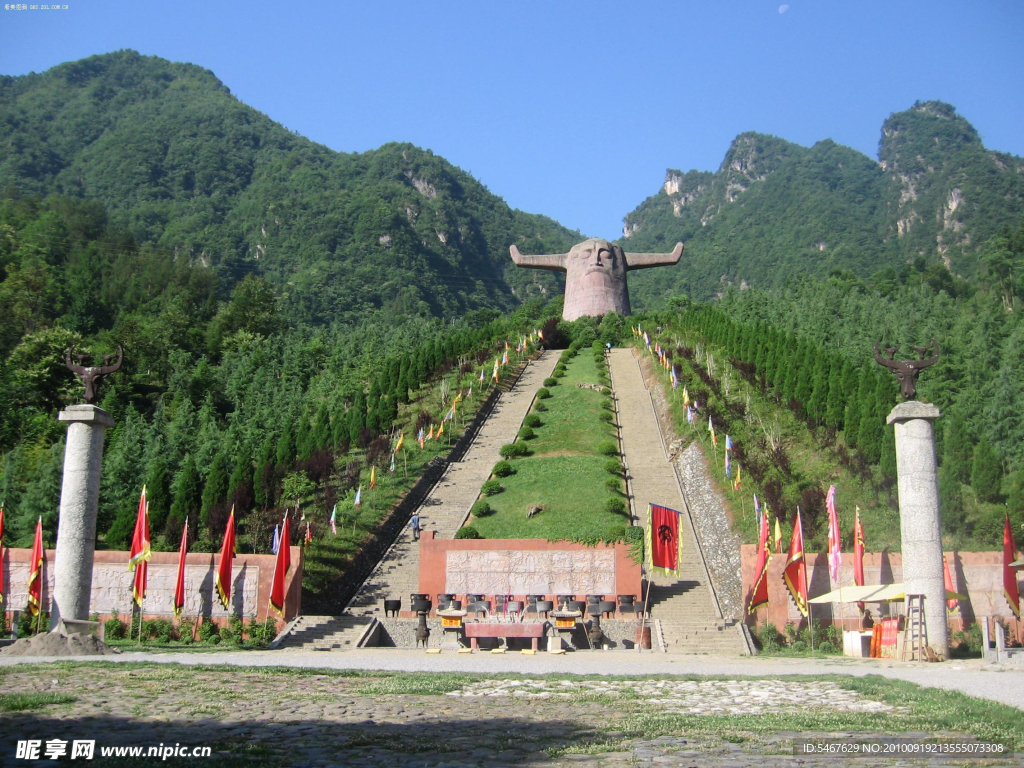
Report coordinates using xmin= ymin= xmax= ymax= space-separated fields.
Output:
xmin=510 ymin=238 xmax=683 ymax=321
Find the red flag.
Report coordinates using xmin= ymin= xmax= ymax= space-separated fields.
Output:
xmin=783 ymin=509 xmax=809 ymax=618
xmin=853 ymin=507 xmax=866 ymax=611
xmin=1004 ymin=513 xmax=1020 ymax=618
xmin=173 ymin=518 xmax=189 ymax=617
xmin=647 ymin=504 xmax=683 ymax=576
xmin=0 ymin=507 xmax=5 ymax=605
xmin=127 ymin=487 xmax=151 ymax=571
xmin=826 ymin=485 xmax=841 ymax=584
xmin=128 ymin=488 xmax=151 ymax=607
xmin=747 ymin=505 xmax=771 ymax=614
xmin=304 ymin=520 xmax=312 ymax=545
xmin=943 ymin=554 xmax=959 ymax=613
xmin=215 ymin=507 xmax=236 ymax=611
xmin=27 ymin=517 xmax=43 ymax=616
xmin=270 ymin=514 xmax=292 ymax=615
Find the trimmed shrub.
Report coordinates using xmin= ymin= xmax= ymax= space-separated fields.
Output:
xmin=605 ymin=477 xmax=622 ymax=493
xmin=533 ymin=401 xmax=548 ymax=412
xmin=554 ymin=369 xmax=566 ymax=378
xmin=455 ymin=526 xmax=483 ymax=539
xmin=499 ymin=442 xmax=529 ymax=459
xmin=543 ymin=377 xmax=558 ymax=387
xmin=817 ymin=641 xmax=835 ymax=653
xmin=198 ymin=620 xmax=220 ymax=644
xmin=471 ymin=500 xmax=493 ymax=517
xmin=604 ymin=525 xmax=627 ymax=542
xmin=518 ymin=426 xmax=536 ymax=440
xmin=523 ymin=414 xmax=542 ymax=428
xmin=598 ymin=440 xmax=618 ymax=456
xmin=481 ymin=479 xmax=503 ymax=496
xmin=603 ymin=497 xmax=628 ymax=516
xmin=594 ymin=355 xmax=605 ymax=364
xmin=601 ymin=388 xmax=611 ymax=396
xmin=536 ymin=388 xmax=552 ymax=399
xmin=492 ymin=460 xmax=515 ymax=477
xmin=599 ymin=411 xmax=614 ymax=423
xmin=248 ymin=618 xmax=277 ymax=648
xmin=604 ymin=459 xmax=623 ymax=475
xmin=104 ymin=615 xmax=127 ymax=641
xmin=790 ymin=640 xmax=807 ymax=652
xmin=601 ymin=399 xmax=614 ymax=411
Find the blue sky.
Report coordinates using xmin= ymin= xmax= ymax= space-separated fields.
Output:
xmin=2 ymin=1 xmax=1022 ymax=240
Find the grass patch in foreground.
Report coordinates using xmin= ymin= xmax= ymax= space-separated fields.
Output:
xmin=471 ymin=455 xmax=628 ymax=539
xmin=0 ymin=692 xmax=76 ymax=712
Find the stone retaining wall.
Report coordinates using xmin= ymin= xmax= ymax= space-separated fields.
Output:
xmin=2 ymin=546 xmax=303 ymax=626
xmin=741 ymin=546 xmax=1022 ymax=635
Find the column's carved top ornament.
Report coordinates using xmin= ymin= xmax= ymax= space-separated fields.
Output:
xmin=510 ymin=238 xmax=683 ymax=321
xmin=65 ymin=344 xmax=123 ymax=404
xmin=873 ymin=338 xmax=939 ymax=400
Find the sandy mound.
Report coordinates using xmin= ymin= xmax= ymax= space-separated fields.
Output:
xmin=1 ymin=632 xmax=117 ymax=656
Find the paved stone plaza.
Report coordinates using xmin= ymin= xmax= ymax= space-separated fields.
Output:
xmin=2 ymin=654 xmax=1020 ymax=767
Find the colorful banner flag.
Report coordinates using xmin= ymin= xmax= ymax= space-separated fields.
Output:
xmin=330 ymin=505 xmax=337 ymax=536
xmin=853 ymin=506 xmax=865 ymax=611
xmin=304 ymin=520 xmax=312 ymax=545
xmin=724 ymin=450 xmax=731 ymax=477
xmin=27 ymin=517 xmax=43 ymax=617
xmin=270 ymin=513 xmax=292 ymax=615
xmin=670 ymin=367 xmax=678 ymax=389
xmin=437 ymin=420 xmax=444 ymax=437
xmin=215 ymin=507 xmax=236 ymax=611
xmin=128 ymin=487 xmax=151 ymax=607
xmin=417 ymin=428 xmax=425 ymax=448
xmin=826 ymin=485 xmax=841 ymax=584
xmin=774 ymin=513 xmax=783 ymax=554
xmin=395 ymin=432 xmax=404 ymax=452
xmin=733 ymin=464 xmax=742 ymax=491
xmin=389 ymin=452 xmax=396 ymax=473
xmin=370 ymin=466 xmax=376 ymax=490
xmin=272 ymin=524 xmax=280 ymax=555
xmin=685 ymin=405 xmax=694 ymax=424
xmin=747 ymin=505 xmax=771 ymax=614
xmin=753 ymin=494 xmax=761 ymax=529
xmin=943 ymin=555 xmax=959 ymax=613
xmin=354 ymin=486 xmax=362 ymax=506
xmin=783 ymin=509 xmax=809 ymax=618
xmin=173 ymin=518 xmax=189 ymax=617
xmin=428 ymin=425 xmax=434 ymax=440
xmin=682 ymin=386 xmax=690 ymax=406
xmin=127 ymin=486 xmax=151 ymax=571
xmin=0 ymin=507 xmax=5 ymax=605
xmin=647 ymin=504 xmax=684 ymax=577
xmin=1004 ymin=512 xmax=1020 ymax=618
xmin=725 ymin=435 xmax=732 ymax=452
xmin=708 ymin=417 xmax=717 ymax=446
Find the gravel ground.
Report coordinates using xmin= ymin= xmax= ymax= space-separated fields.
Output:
xmin=4 ymin=653 xmax=1021 ymax=768
xmin=3 ymin=649 xmax=1022 ymax=711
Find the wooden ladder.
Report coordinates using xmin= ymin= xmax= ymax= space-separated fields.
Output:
xmin=901 ymin=594 xmax=927 ymax=661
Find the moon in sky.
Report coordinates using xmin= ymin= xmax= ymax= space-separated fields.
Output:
xmin=779 ymin=4 xmax=789 ymax=12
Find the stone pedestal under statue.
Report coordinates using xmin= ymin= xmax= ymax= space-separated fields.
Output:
xmin=50 ymin=404 xmax=115 ymax=625
xmin=887 ymin=401 xmax=948 ymax=657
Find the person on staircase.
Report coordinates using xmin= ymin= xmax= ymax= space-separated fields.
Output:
xmin=411 ymin=513 xmax=421 ymax=541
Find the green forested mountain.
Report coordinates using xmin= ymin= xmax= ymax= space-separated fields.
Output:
xmin=0 ymin=50 xmax=579 ymax=323
xmin=623 ymin=102 xmax=1024 ymax=307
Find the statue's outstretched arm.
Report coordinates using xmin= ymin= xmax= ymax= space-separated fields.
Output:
xmin=509 ymin=245 xmax=568 ymax=272
xmin=624 ymin=243 xmax=684 ymax=270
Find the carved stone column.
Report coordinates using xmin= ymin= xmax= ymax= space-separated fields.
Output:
xmin=887 ymin=401 xmax=948 ymax=657
xmin=50 ymin=404 xmax=115 ymax=625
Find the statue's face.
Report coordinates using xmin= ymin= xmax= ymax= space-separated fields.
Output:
xmin=566 ymin=239 xmax=623 ymax=280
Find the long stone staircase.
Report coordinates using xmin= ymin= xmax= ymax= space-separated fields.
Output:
xmin=609 ymin=348 xmax=748 ymax=654
xmin=273 ymin=352 xmax=559 ymax=651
